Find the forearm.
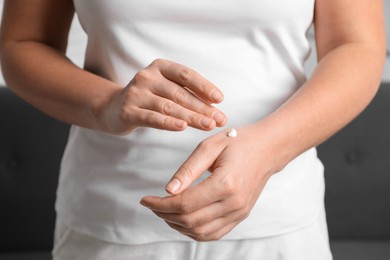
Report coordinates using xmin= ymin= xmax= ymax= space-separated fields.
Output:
xmin=1 ymin=40 xmax=122 ymax=130
xmin=257 ymin=42 xmax=385 ymax=170
xmin=1 ymin=41 xmax=227 ymax=135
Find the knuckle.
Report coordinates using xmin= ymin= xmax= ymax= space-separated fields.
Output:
xmin=173 ymin=88 xmax=188 ymax=104
xmin=187 ymin=114 xmax=198 ymax=125
xmin=235 ymin=196 xmax=248 ymax=209
xmin=161 ymin=100 xmax=175 ymax=115
xmin=117 ymin=103 xmax=137 ymax=125
xmin=233 ymin=205 xmax=251 ymax=222
xmin=119 ymin=106 xmax=131 ymax=122
xmin=178 ymin=67 xmax=193 ymax=83
xmin=197 ymin=139 xmax=213 ymax=152
xmin=191 ymin=227 xmax=206 ymax=240
xmin=239 ymin=207 xmax=251 ymax=220
xmin=179 ymin=216 xmax=196 ymax=229
xmin=197 ymin=80 xmax=210 ymax=92
xmin=220 ymin=176 xmax=238 ymax=196
xmin=141 ymin=111 xmax=156 ymax=125
xmin=176 ymin=197 xmax=193 ymax=214
xmin=199 ymin=104 xmax=215 ymax=117
xmin=160 ymin=116 xmax=172 ymax=130
xmin=133 ymin=70 xmax=151 ymax=84
xmin=151 ymin=58 xmax=165 ymax=67
xmin=230 ymin=197 xmax=249 ymax=214
xmin=136 ymin=110 xmax=174 ymax=130
xmin=229 ymin=192 xmax=247 ymax=206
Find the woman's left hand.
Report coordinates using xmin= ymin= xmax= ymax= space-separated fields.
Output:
xmin=140 ymin=123 xmax=286 ymax=241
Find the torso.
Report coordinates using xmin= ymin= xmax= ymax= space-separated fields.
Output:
xmin=55 ymin=0 xmax=324 ymax=244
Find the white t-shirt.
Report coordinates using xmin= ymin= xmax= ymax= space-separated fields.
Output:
xmin=56 ymin=0 xmax=324 ymax=244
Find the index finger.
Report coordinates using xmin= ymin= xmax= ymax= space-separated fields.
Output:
xmin=140 ymin=178 xmax=222 ymax=214
xmin=156 ymin=59 xmax=224 ymax=104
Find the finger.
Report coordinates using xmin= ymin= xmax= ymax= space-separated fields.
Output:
xmin=150 ymin=200 xmax=236 ymax=229
xmin=155 ymin=59 xmax=224 ymax=104
xmin=166 ymin=216 xmax=240 ymax=241
xmin=188 ymin=221 xmax=239 ymax=241
xmin=165 ymin=136 xmax=226 ymax=194
xmin=141 ymin=157 xmax=236 ymax=213
xmin=144 ymin=94 xmax=218 ymax=130
xmin=140 ymin=175 xmax=224 ymax=214
xmin=151 ymin=82 xmax=227 ymax=127
xmin=131 ymin=89 xmax=218 ymax=130
xmin=132 ymin=108 xmax=188 ymax=131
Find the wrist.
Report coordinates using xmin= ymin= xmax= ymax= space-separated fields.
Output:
xmin=249 ymin=118 xmax=297 ymax=175
xmin=89 ymin=83 xmax=124 ymax=134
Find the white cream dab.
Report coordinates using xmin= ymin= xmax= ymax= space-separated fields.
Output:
xmin=227 ymin=128 xmax=237 ymax=138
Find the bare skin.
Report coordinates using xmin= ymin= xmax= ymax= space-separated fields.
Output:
xmin=1 ymin=0 xmax=386 ymax=242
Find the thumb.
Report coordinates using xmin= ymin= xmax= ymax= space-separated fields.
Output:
xmin=165 ymin=140 xmax=223 ymax=195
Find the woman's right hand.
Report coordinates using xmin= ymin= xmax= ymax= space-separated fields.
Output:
xmin=98 ymin=59 xmax=227 ymax=135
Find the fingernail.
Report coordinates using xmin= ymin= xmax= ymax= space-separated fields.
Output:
xmin=201 ymin=117 xmax=215 ymax=128
xmin=210 ymin=90 xmax=224 ymax=103
xmin=213 ymin=112 xmax=226 ymax=125
xmin=166 ymin=178 xmax=181 ymax=193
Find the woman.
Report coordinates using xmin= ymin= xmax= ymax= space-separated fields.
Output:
xmin=0 ymin=0 xmax=386 ymax=259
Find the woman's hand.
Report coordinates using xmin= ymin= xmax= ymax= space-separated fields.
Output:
xmin=97 ymin=59 xmax=227 ymax=135
xmin=140 ymin=123 xmax=286 ymax=241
